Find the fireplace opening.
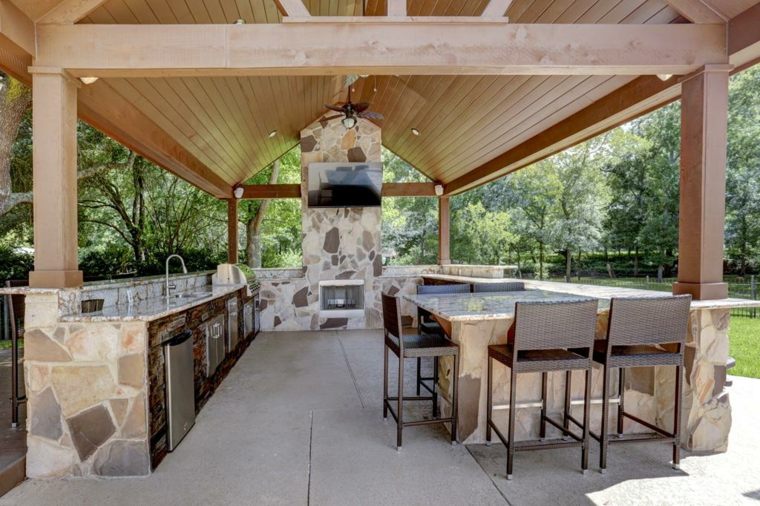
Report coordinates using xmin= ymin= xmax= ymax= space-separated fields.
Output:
xmin=319 ymin=280 xmax=364 ymax=314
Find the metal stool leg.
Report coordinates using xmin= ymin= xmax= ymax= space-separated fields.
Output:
xmin=397 ymin=354 xmax=404 ymax=450
xmin=383 ymin=344 xmax=389 ymax=419
xmin=432 ymin=356 xmax=439 ymax=417
xmin=673 ymin=364 xmax=683 ymax=470
xmin=600 ymin=364 xmax=611 ymax=473
xmin=486 ymin=356 xmax=493 ymax=445
xmin=582 ymin=368 xmax=592 ymax=473
xmin=617 ymin=367 xmax=625 ymax=435
xmin=540 ymin=371 xmax=548 ymax=439
xmin=450 ymin=355 xmax=459 ymax=444
xmin=506 ymin=368 xmax=517 ymax=480
xmin=563 ymin=370 xmax=572 ymax=433
xmin=416 ymin=357 xmax=422 ymax=395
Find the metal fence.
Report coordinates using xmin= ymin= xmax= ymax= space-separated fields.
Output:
xmin=546 ymin=276 xmax=759 ymax=318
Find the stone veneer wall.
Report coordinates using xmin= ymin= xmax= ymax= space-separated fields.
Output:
xmin=24 ymin=292 xmax=151 ymax=477
xmin=266 ymin=117 xmax=383 ymax=331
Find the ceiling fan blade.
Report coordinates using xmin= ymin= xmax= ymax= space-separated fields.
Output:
xmin=344 ymin=74 xmax=360 ymax=87
xmin=354 ymin=102 xmax=371 ymax=113
xmin=324 ymin=104 xmax=345 ymax=112
xmin=359 ymin=111 xmax=384 ymax=120
xmin=321 ymin=114 xmax=344 ymax=121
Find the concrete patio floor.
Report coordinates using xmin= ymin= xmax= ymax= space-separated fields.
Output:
xmin=1 ymin=330 xmax=759 ymax=505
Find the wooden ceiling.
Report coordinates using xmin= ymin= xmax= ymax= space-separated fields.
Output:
xmin=7 ymin=0 xmax=757 ymax=191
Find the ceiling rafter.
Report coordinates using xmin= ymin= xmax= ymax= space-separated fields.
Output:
xmin=272 ymin=0 xmax=310 ymax=17
xmin=37 ymin=0 xmax=112 ymax=24
xmin=662 ymin=0 xmax=727 ymax=23
xmin=481 ymin=0 xmax=513 ymax=17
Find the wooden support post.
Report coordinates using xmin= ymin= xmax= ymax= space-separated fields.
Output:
xmin=227 ymin=198 xmax=239 ymax=264
xmin=438 ymin=196 xmax=451 ymax=265
xmin=28 ymin=68 xmax=83 ymax=288
xmin=673 ymin=65 xmax=731 ymax=300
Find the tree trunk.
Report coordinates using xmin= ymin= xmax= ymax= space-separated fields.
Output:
xmin=538 ymin=242 xmax=545 ymax=280
xmin=246 ymin=160 xmax=281 ymax=268
xmin=633 ymin=245 xmax=640 ymax=277
xmin=564 ymin=248 xmax=571 ymax=283
xmin=0 ymin=74 xmax=32 ymax=216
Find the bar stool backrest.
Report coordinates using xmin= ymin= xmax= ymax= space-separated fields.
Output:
xmin=473 ymin=282 xmax=525 ymax=293
xmin=417 ymin=284 xmax=470 ymax=295
xmin=381 ymin=292 xmax=404 ymax=343
xmin=606 ymin=295 xmax=691 ymax=347
xmin=513 ymin=299 xmax=598 ymax=352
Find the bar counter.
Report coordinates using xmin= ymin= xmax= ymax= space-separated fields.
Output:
xmin=403 ymin=278 xmax=760 ymax=451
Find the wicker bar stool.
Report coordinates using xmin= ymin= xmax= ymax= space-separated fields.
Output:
xmin=472 ymin=281 xmax=525 ymax=293
xmin=592 ymin=295 xmax=691 ymax=473
xmin=382 ymin=292 xmax=459 ymax=449
xmin=486 ymin=299 xmax=598 ymax=479
xmin=415 ymin=284 xmax=470 ymax=406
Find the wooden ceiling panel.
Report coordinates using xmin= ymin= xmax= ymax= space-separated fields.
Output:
xmin=35 ymin=0 xmax=739 ymax=190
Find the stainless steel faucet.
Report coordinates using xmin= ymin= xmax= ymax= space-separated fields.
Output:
xmin=165 ymin=254 xmax=188 ymax=302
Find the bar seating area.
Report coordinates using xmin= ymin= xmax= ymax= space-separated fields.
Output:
xmin=386 ymin=280 xmax=697 ymax=480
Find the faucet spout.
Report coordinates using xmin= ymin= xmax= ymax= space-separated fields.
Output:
xmin=165 ymin=254 xmax=188 ymax=302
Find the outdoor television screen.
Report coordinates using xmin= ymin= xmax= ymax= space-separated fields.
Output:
xmin=307 ymin=162 xmax=383 ymax=208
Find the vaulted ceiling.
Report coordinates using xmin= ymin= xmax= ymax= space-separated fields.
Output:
xmin=5 ymin=0 xmax=760 ymax=196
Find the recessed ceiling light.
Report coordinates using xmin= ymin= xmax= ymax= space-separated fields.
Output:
xmin=411 ymin=128 xmax=420 ymax=136
xmin=80 ymin=77 xmax=99 ymax=85
xmin=268 ymin=130 xmax=278 ymax=138
xmin=234 ymin=18 xmax=245 ymax=24
xmin=656 ymin=74 xmax=673 ymax=81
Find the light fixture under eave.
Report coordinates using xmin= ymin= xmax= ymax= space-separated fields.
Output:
xmin=342 ymin=116 xmax=357 ymax=129
xmin=268 ymin=129 xmax=278 ymax=138
xmin=434 ymin=184 xmax=444 ymax=196
xmin=411 ymin=127 xmax=420 ymax=136
xmin=656 ymin=74 xmax=673 ymax=82
xmin=233 ymin=186 xmax=244 ymax=199
xmin=80 ymin=77 xmax=99 ymax=85
xmin=234 ymin=18 xmax=245 ymax=24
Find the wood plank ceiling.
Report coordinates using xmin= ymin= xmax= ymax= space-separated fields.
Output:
xmin=56 ymin=0 xmax=720 ymax=188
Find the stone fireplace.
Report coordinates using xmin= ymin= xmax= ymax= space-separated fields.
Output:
xmin=319 ymin=280 xmax=365 ymax=316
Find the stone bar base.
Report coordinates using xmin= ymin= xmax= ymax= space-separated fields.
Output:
xmin=23 ymin=293 xmax=150 ymax=478
xmin=437 ymin=307 xmax=732 ymax=452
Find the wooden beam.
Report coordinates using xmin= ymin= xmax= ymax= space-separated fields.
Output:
xmin=0 ymin=0 xmax=35 ymax=54
xmin=272 ymin=0 xmax=310 ymax=17
xmin=381 ymin=182 xmax=436 ymax=197
xmin=34 ymin=22 xmax=727 ymax=77
xmin=481 ymin=0 xmax=512 ymax=17
xmin=241 ymin=184 xmax=301 ymax=199
xmin=729 ymin=2 xmax=760 ymax=66
xmin=387 ymin=0 xmax=406 ymax=17
xmin=663 ymin=0 xmax=726 ymax=24
xmin=444 ymin=75 xmax=683 ymax=195
xmin=37 ymin=0 xmax=111 ymax=24
xmin=227 ymin=199 xmax=239 ymax=264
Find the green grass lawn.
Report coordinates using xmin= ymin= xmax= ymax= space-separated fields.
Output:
xmin=0 ymin=339 xmax=22 ymax=350
xmin=729 ymin=316 xmax=760 ymax=378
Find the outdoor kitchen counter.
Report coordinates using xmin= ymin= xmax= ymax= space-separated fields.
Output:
xmin=58 ymin=283 xmax=250 ymax=323
xmin=404 ymin=281 xmax=759 ymax=452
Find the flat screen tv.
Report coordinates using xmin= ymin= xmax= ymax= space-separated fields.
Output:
xmin=307 ymin=162 xmax=383 ymax=208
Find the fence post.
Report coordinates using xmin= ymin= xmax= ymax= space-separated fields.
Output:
xmin=752 ymin=275 xmax=757 ymax=318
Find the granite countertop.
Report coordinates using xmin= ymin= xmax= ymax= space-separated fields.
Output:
xmin=403 ymin=290 xmax=603 ymax=322
xmin=60 ymin=284 xmax=247 ymax=323
xmin=418 ymin=275 xmax=760 ymax=311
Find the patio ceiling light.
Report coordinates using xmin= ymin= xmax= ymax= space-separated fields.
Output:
xmin=268 ymin=129 xmax=278 ymax=138
xmin=234 ymin=19 xmax=245 ymax=24
xmin=233 ymin=186 xmax=244 ymax=199
xmin=411 ymin=127 xmax=420 ymax=136
xmin=657 ymin=74 xmax=673 ymax=81
xmin=80 ymin=77 xmax=99 ymax=85
xmin=342 ymin=116 xmax=357 ymax=129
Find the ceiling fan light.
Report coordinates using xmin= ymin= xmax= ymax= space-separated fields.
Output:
xmin=268 ymin=129 xmax=278 ymax=138
xmin=342 ymin=116 xmax=357 ymax=129
xmin=411 ymin=127 xmax=420 ymax=136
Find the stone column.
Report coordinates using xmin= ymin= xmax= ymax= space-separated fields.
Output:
xmin=438 ymin=196 xmax=451 ymax=265
xmin=227 ymin=198 xmax=238 ymax=264
xmin=673 ymin=65 xmax=731 ymax=300
xmin=28 ymin=67 xmax=83 ymax=289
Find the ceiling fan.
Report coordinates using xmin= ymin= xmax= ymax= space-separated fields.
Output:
xmin=322 ymin=85 xmax=383 ymax=129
